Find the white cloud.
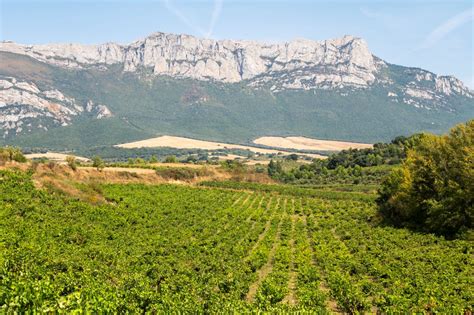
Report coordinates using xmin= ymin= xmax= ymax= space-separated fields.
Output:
xmin=418 ymin=8 xmax=473 ymax=50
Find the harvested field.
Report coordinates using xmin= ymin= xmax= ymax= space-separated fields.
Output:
xmin=115 ymin=135 xmax=326 ymax=159
xmin=253 ymin=136 xmax=372 ymax=151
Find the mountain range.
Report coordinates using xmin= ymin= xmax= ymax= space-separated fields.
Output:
xmin=0 ymin=32 xmax=472 ymax=150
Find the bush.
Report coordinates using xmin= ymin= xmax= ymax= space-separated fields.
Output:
xmin=164 ymin=155 xmax=178 ymax=163
xmin=92 ymin=156 xmax=105 ymax=171
xmin=0 ymin=147 xmax=27 ymax=164
xmin=66 ymin=156 xmax=77 ymax=171
xmin=377 ymin=120 xmax=473 ymax=237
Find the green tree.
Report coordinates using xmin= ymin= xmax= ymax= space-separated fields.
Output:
xmin=377 ymin=120 xmax=473 ymax=237
xmin=267 ymin=160 xmax=283 ymax=177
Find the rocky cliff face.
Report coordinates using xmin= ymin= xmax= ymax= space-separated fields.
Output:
xmin=2 ymin=32 xmax=471 ymax=101
xmin=0 ymin=33 xmax=377 ymax=86
xmin=0 ymin=76 xmax=112 ymax=138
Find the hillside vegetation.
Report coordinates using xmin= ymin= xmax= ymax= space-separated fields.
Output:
xmin=266 ymin=135 xmax=417 ymax=185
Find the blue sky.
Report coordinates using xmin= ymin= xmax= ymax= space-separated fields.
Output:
xmin=1 ymin=0 xmax=473 ymax=87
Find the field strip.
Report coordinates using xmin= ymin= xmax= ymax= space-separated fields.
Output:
xmin=231 ymin=194 xmax=244 ymax=206
xmin=254 ymin=196 xmax=265 ymax=216
xmin=330 ymin=227 xmax=380 ymax=313
xmin=237 ymin=196 xmax=272 ymax=247
xmin=240 ymin=193 xmax=252 ymax=207
xmin=244 ymin=195 xmax=264 ymax=223
xmin=282 ymin=211 xmax=298 ymax=305
xmin=245 ymin=200 xmax=286 ymax=302
xmin=253 ymin=136 xmax=372 ymax=151
xmin=301 ymin=205 xmax=339 ymax=313
xmin=220 ymin=194 xmax=260 ymax=233
xmin=247 ymin=194 xmax=260 ymax=210
xmin=235 ymin=195 xmax=260 ymax=227
xmin=248 ymin=198 xmax=280 ymax=253
xmin=213 ymin=194 xmax=254 ymax=236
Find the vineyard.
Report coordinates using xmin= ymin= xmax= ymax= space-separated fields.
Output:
xmin=1 ymin=169 xmax=472 ymax=312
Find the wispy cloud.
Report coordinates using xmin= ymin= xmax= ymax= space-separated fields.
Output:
xmin=164 ymin=0 xmax=223 ymax=39
xmin=163 ymin=0 xmax=207 ymax=37
xmin=206 ymin=0 xmax=223 ymax=38
xmin=418 ymin=8 xmax=473 ymax=50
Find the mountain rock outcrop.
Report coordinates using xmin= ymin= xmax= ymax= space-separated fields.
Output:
xmin=0 ymin=33 xmax=377 ymax=86
xmin=0 ymin=76 xmax=112 ymax=138
xmin=2 ymin=32 xmax=471 ymax=102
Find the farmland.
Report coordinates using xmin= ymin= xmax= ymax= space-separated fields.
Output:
xmin=1 ymin=169 xmax=472 ymax=313
xmin=115 ymin=135 xmax=326 ymax=159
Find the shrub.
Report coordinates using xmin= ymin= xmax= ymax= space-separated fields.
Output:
xmin=92 ymin=156 xmax=105 ymax=171
xmin=164 ymin=155 xmax=178 ymax=163
xmin=66 ymin=156 xmax=77 ymax=171
xmin=0 ymin=147 xmax=27 ymax=164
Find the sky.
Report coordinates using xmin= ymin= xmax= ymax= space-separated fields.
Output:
xmin=1 ymin=0 xmax=473 ymax=88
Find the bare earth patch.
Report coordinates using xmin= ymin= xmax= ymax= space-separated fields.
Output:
xmin=79 ymin=166 xmax=156 ymax=174
xmin=115 ymin=135 xmax=325 ymax=159
xmin=253 ymin=136 xmax=372 ymax=151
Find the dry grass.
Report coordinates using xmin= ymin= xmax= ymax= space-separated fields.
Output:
xmin=253 ymin=136 xmax=372 ymax=151
xmin=79 ymin=166 xmax=156 ymax=174
xmin=2 ymin=160 xmax=274 ymax=203
xmin=25 ymin=152 xmax=90 ymax=162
